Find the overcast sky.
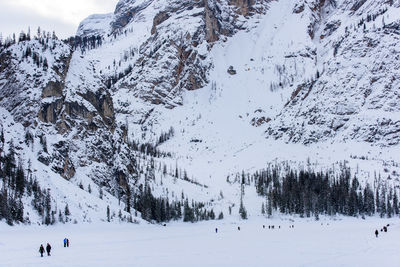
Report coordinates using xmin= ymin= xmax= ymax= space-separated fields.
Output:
xmin=0 ymin=0 xmax=119 ymax=39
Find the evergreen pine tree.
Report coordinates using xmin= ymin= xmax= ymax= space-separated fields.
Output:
xmin=183 ymin=198 xmax=194 ymax=222
xmin=209 ymin=209 xmax=215 ymax=220
xmin=380 ymin=188 xmax=387 ymax=218
xmin=393 ymin=191 xmax=399 ymax=215
xmin=126 ymin=185 xmax=131 ymax=213
xmin=0 ymin=189 xmax=10 ymax=223
xmin=387 ymin=198 xmax=392 ymax=218
xmin=267 ymin=194 xmax=273 ymax=217
xmin=15 ymin=163 xmax=25 ymax=197
xmin=376 ymin=189 xmax=380 ymax=214
xmin=99 ymin=188 xmax=103 ymax=199
xmin=43 ymin=58 xmax=48 ymax=71
xmin=58 ymin=210 xmax=64 ymax=223
xmin=44 ymin=190 xmax=51 ymax=225
xmin=64 ymin=204 xmax=70 ymax=217
xmin=107 ymin=205 xmax=110 ymax=222
xmin=16 ymin=199 xmax=24 ymax=222
xmin=5 ymin=141 xmax=16 ymax=180
xmin=239 ymin=199 xmax=248 ymax=220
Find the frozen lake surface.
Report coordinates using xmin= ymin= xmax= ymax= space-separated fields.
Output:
xmin=0 ymin=217 xmax=399 ymax=267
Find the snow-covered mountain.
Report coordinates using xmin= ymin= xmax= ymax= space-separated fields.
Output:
xmin=1 ymin=0 xmax=400 ymax=225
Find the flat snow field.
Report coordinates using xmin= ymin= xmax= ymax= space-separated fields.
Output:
xmin=0 ymin=217 xmax=399 ymax=267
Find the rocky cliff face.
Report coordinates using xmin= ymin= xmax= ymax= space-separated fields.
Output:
xmin=0 ymin=40 xmax=70 ymax=127
xmin=266 ymin=0 xmax=400 ymax=146
xmin=105 ymin=0 xmax=270 ymax=107
xmin=0 ymin=37 xmax=118 ymax=182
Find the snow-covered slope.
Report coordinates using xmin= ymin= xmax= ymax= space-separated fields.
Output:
xmin=267 ymin=0 xmax=400 ymax=146
xmin=134 ymin=0 xmax=400 ymax=181
xmin=77 ymin=14 xmax=113 ymax=38
xmin=0 ymin=0 xmax=400 ymax=225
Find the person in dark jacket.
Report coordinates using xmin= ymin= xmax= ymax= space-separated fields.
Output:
xmin=39 ymin=244 xmax=44 ymax=257
xmin=67 ymin=238 xmax=69 ymax=247
xmin=375 ymin=229 xmax=379 ymax=237
xmin=64 ymin=238 xmax=67 ymax=247
xmin=46 ymin=243 xmax=51 ymax=256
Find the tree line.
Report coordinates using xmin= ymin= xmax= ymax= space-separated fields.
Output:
xmin=64 ymin=35 xmax=103 ymax=52
xmin=0 ymin=27 xmax=58 ymax=49
xmin=236 ymin=163 xmax=399 ymax=219
xmin=130 ymin=182 xmax=221 ymax=223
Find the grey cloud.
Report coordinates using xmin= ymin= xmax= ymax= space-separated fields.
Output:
xmin=0 ymin=3 xmax=82 ymax=39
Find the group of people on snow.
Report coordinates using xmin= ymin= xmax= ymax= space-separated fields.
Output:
xmin=63 ymin=238 xmax=70 ymax=247
xmin=39 ymin=243 xmax=51 ymax=257
xmin=215 ymin=224 xmax=292 ymax=233
xmin=375 ymin=224 xmax=390 ymax=237
xmin=39 ymin=238 xmax=70 ymax=257
xmin=265 ymin=225 xmax=281 ymax=229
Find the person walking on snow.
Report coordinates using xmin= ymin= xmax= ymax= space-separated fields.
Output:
xmin=39 ymin=244 xmax=44 ymax=257
xmin=64 ymin=238 xmax=67 ymax=247
xmin=375 ymin=229 xmax=379 ymax=238
xmin=67 ymin=238 xmax=69 ymax=247
xmin=46 ymin=243 xmax=51 ymax=256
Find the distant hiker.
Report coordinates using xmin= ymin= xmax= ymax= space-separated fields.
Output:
xmin=215 ymin=228 xmax=218 ymax=233
xmin=279 ymin=225 xmax=281 ymax=229
xmin=292 ymin=225 xmax=294 ymax=228
xmin=238 ymin=226 xmax=241 ymax=231
xmin=268 ymin=225 xmax=271 ymax=229
xmin=383 ymin=226 xmax=387 ymax=232
xmin=272 ymin=225 xmax=274 ymax=229
xmin=39 ymin=244 xmax=44 ymax=257
xmin=46 ymin=243 xmax=51 ymax=256
xmin=67 ymin=239 xmax=69 ymax=247
xmin=375 ymin=229 xmax=379 ymax=238
xmin=263 ymin=225 xmax=265 ymax=229
xmin=64 ymin=238 xmax=67 ymax=247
